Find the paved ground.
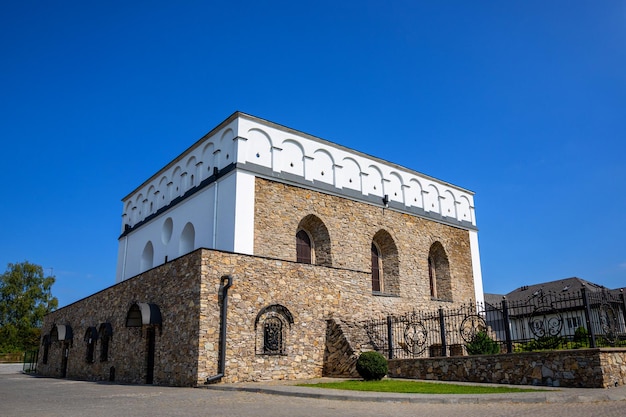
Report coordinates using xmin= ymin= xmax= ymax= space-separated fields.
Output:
xmin=1 ymin=364 xmax=625 ymax=417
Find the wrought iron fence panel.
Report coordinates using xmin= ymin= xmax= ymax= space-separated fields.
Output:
xmin=362 ymin=288 xmax=626 ymax=358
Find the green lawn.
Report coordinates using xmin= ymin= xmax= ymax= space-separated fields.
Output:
xmin=298 ymin=379 xmax=544 ymax=394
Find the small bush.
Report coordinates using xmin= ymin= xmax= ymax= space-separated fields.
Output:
xmin=356 ymin=351 xmax=388 ymax=381
xmin=573 ymin=326 xmax=588 ymax=345
xmin=465 ymin=331 xmax=500 ymax=355
xmin=520 ymin=335 xmax=565 ymax=351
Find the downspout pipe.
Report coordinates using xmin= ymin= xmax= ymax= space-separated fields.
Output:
xmin=205 ymin=275 xmax=233 ymax=384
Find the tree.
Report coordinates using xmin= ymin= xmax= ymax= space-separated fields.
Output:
xmin=0 ymin=261 xmax=58 ymax=353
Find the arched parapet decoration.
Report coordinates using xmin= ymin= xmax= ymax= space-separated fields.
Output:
xmin=337 ymin=157 xmax=361 ymax=191
xmin=458 ymin=195 xmax=472 ymax=224
xmin=386 ymin=171 xmax=404 ymax=204
xmin=186 ymin=156 xmax=197 ymax=190
xmin=51 ymin=324 xmax=73 ymax=342
xmin=406 ymin=178 xmax=424 ymax=209
xmin=296 ymin=214 xmax=332 ymax=266
xmin=179 ymin=222 xmax=195 ymax=255
xmin=134 ymin=193 xmax=144 ymax=220
xmin=218 ymin=128 xmax=235 ymax=169
xmin=246 ymin=128 xmax=273 ymax=168
xmin=279 ymin=139 xmax=305 ymax=176
xmin=147 ymin=185 xmax=156 ymax=215
xmin=172 ymin=166 xmax=183 ymax=198
xmin=254 ymin=304 xmax=294 ymax=355
xmin=310 ymin=148 xmax=335 ymax=185
xmin=371 ymin=229 xmax=400 ymax=295
xmin=140 ymin=241 xmax=154 ymax=272
xmin=441 ymin=190 xmax=457 ymax=219
xmin=201 ymin=141 xmax=216 ymax=175
xmin=364 ymin=165 xmax=384 ymax=197
xmin=424 ymin=183 xmax=441 ymax=213
xmin=125 ymin=303 xmax=162 ymax=327
xmin=157 ymin=175 xmax=169 ymax=209
xmin=428 ymin=241 xmax=452 ymax=301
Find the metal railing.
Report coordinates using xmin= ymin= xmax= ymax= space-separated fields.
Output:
xmin=363 ymin=287 xmax=626 ymax=359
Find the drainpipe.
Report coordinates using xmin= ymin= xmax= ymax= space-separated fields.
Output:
xmin=205 ymin=275 xmax=233 ymax=384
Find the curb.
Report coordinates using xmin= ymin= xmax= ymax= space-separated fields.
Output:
xmin=202 ymin=383 xmax=626 ymax=404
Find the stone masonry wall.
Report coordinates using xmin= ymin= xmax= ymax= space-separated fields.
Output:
xmin=197 ymin=246 xmax=476 ymax=383
xmin=388 ymin=349 xmax=626 ymax=388
xmin=253 ymin=178 xmax=476 ymax=305
xmin=38 ymin=252 xmax=203 ymax=386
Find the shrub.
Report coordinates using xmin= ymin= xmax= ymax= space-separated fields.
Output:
xmin=573 ymin=326 xmax=588 ymax=345
xmin=520 ymin=335 xmax=565 ymax=351
xmin=465 ymin=331 xmax=500 ymax=355
xmin=356 ymin=351 xmax=388 ymax=381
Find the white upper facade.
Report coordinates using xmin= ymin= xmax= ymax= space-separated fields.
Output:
xmin=116 ymin=112 xmax=480 ymax=288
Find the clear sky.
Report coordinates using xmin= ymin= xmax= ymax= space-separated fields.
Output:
xmin=1 ymin=1 xmax=624 ymax=308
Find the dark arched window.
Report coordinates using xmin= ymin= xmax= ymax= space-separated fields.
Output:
xmin=371 ymin=243 xmax=381 ymax=292
xmin=428 ymin=256 xmax=436 ymax=297
xmin=263 ymin=316 xmax=283 ymax=354
xmin=255 ymin=304 xmax=294 ymax=355
xmin=428 ymin=242 xmax=452 ymax=301
xmin=84 ymin=327 xmax=98 ymax=364
xmin=99 ymin=323 xmax=113 ymax=362
xmin=296 ymin=230 xmax=312 ymax=264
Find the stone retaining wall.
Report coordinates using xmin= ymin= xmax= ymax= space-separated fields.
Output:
xmin=388 ymin=348 xmax=626 ymax=388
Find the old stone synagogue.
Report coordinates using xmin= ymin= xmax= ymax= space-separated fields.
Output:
xmin=37 ymin=112 xmax=484 ymax=386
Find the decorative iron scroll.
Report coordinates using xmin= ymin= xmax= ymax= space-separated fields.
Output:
xmin=599 ymin=303 xmax=618 ymax=344
xmin=528 ymin=305 xmax=563 ymax=338
xmin=263 ymin=316 xmax=283 ymax=354
xmin=459 ymin=314 xmax=487 ymax=343
xmin=402 ymin=321 xmax=428 ymax=355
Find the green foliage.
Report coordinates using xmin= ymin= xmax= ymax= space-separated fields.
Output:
xmin=0 ymin=261 xmax=57 ymax=353
xmin=465 ymin=331 xmax=500 ymax=355
xmin=356 ymin=351 xmax=388 ymax=381
xmin=572 ymin=326 xmax=589 ymax=348
xmin=519 ymin=335 xmax=565 ymax=352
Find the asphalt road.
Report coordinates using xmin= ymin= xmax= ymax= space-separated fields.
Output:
xmin=1 ymin=365 xmax=625 ymax=417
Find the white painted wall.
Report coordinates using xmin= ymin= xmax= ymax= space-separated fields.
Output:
xmin=469 ymin=230 xmax=485 ymax=306
xmin=116 ymin=113 xmax=482 ymax=293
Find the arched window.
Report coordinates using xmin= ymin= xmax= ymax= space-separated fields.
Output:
xmin=371 ymin=243 xmax=381 ymax=292
xmin=295 ymin=214 xmax=332 ymax=266
xmin=428 ymin=242 xmax=452 ymax=301
xmin=41 ymin=335 xmax=51 ymax=364
xmin=179 ymin=222 xmax=195 ymax=255
xmin=296 ymin=230 xmax=312 ymax=264
xmin=255 ymin=304 xmax=294 ymax=355
xmin=140 ymin=241 xmax=154 ymax=272
xmin=99 ymin=323 xmax=113 ymax=362
xmin=84 ymin=327 xmax=97 ymax=364
xmin=371 ymin=230 xmax=400 ymax=295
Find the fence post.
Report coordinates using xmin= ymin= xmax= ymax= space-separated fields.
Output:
xmin=501 ymin=297 xmax=513 ymax=354
xmin=438 ymin=307 xmax=447 ymax=357
xmin=386 ymin=315 xmax=394 ymax=360
xmin=620 ymin=289 xmax=626 ymax=334
xmin=581 ymin=285 xmax=596 ymax=348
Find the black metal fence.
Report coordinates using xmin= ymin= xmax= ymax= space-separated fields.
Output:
xmin=364 ymin=287 xmax=626 ymax=359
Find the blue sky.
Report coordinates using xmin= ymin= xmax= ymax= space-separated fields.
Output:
xmin=1 ymin=1 xmax=624 ymax=307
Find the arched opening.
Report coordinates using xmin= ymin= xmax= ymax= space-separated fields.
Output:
xmin=179 ymin=222 xmax=195 ymax=255
xmin=371 ymin=230 xmax=400 ymax=295
xmin=140 ymin=241 xmax=154 ymax=272
xmin=84 ymin=327 xmax=97 ymax=364
xmin=255 ymin=304 xmax=294 ymax=355
xmin=98 ymin=323 xmax=113 ymax=362
xmin=296 ymin=230 xmax=312 ymax=264
xmin=428 ymin=241 xmax=452 ymax=301
xmin=296 ymin=214 xmax=332 ymax=266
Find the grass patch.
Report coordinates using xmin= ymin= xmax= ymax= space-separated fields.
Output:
xmin=298 ymin=379 xmax=544 ymax=394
